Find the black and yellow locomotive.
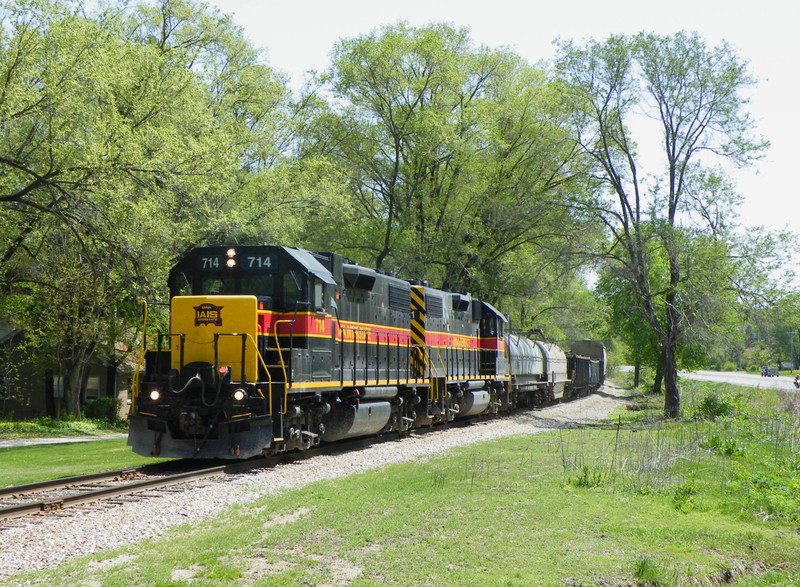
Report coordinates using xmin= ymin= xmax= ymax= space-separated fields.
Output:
xmin=128 ymin=245 xmax=604 ymax=459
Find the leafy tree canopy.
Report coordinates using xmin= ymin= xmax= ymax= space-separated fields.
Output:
xmin=555 ymin=32 xmax=769 ymax=416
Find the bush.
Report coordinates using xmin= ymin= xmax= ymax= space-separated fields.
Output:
xmin=82 ymin=396 xmax=123 ymax=423
xmin=694 ymin=393 xmax=735 ymax=421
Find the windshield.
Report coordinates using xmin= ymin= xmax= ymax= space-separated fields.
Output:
xmin=171 ymin=270 xmax=309 ymax=310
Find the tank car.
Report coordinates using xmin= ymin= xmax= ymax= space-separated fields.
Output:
xmin=504 ymin=333 xmax=605 ymax=404
xmin=127 ymin=244 xmax=605 ymax=459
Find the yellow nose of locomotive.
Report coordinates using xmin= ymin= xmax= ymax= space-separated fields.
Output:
xmin=170 ymin=295 xmax=259 ymax=382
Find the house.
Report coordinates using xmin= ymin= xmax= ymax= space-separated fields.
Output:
xmin=0 ymin=324 xmax=134 ymax=420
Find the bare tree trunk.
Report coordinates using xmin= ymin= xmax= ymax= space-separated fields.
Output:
xmin=64 ymin=363 xmax=85 ymax=419
xmin=652 ymin=360 xmax=663 ymax=394
xmin=663 ymin=299 xmax=680 ymax=417
xmin=62 ymin=342 xmax=97 ymax=419
xmin=663 ymin=348 xmax=680 ymax=417
xmin=663 ymin=254 xmax=681 ymax=417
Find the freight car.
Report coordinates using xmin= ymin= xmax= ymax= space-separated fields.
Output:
xmin=128 ymin=245 xmax=605 ymax=459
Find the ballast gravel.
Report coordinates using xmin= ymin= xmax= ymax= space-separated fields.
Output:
xmin=0 ymin=385 xmax=628 ymax=579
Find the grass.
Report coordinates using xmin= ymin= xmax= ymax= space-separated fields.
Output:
xmin=0 ymin=415 xmax=159 ymax=487
xmin=0 ymin=439 xmax=172 ymax=487
xmin=0 ymin=414 xmax=128 ymax=439
xmin=2 ymin=379 xmax=800 ymax=585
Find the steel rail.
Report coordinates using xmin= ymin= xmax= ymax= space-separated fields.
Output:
xmin=0 ymin=468 xmax=142 ymax=499
xmin=0 ymin=462 xmax=250 ymax=522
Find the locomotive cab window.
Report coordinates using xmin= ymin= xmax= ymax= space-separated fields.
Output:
xmin=170 ymin=269 xmax=277 ymax=298
xmin=202 ymin=276 xmax=234 ymax=295
xmin=241 ymin=274 xmax=275 ymax=298
xmin=482 ymin=317 xmax=497 ymax=337
xmin=313 ymin=281 xmax=325 ymax=313
xmin=174 ymin=272 xmax=192 ymax=296
xmin=282 ymin=271 xmax=307 ymax=310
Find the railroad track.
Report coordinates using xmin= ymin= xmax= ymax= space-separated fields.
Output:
xmin=0 ymin=430 xmax=421 ymax=523
xmin=0 ymin=409 xmax=527 ymax=524
xmin=0 ymin=462 xmax=233 ymax=522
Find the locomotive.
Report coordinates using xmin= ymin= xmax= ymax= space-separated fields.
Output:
xmin=128 ymin=245 xmax=605 ymax=459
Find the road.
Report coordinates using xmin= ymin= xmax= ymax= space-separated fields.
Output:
xmin=680 ymin=370 xmax=799 ymax=392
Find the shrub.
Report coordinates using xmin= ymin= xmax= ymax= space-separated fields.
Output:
xmin=83 ymin=396 xmax=123 ymax=423
xmin=694 ymin=393 xmax=735 ymax=421
xmin=700 ymin=434 xmax=743 ymax=456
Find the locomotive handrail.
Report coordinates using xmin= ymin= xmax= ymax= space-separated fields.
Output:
xmin=245 ymin=333 xmax=275 ymax=416
xmin=415 ymin=345 xmax=438 ymax=401
xmin=336 ymin=326 xmax=414 ymax=387
xmin=410 ymin=342 xmax=427 ymax=383
xmin=433 ymin=348 xmax=448 ymax=403
xmin=157 ymin=333 xmax=185 ymax=376
xmin=271 ymin=318 xmax=296 ymax=414
xmin=131 ymin=299 xmax=149 ymax=413
xmin=434 ymin=347 xmax=447 ymax=379
xmin=339 ymin=325 xmax=367 ymax=386
xmin=331 ymin=304 xmax=346 ymax=386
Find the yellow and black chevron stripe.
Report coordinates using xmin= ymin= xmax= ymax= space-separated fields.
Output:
xmin=410 ymin=285 xmax=426 ymax=377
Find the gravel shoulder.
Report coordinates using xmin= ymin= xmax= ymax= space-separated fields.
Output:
xmin=0 ymin=383 xmax=629 ymax=579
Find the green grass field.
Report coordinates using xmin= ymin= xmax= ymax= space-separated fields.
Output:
xmin=0 ymin=413 xmax=128 ymax=439
xmin=0 ymin=439 xmax=171 ymax=486
xmin=2 ymin=379 xmax=799 ymax=586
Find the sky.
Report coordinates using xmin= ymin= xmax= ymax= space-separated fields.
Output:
xmin=207 ymin=0 xmax=799 ymax=233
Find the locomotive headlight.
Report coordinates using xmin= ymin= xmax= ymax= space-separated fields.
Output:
xmin=149 ymin=389 xmax=161 ymax=402
xmin=225 ymin=248 xmax=237 ymax=267
xmin=232 ymin=389 xmax=247 ymax=402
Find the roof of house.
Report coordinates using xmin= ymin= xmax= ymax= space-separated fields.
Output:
xmin=0 ymin=326 xmax=23 ymax=346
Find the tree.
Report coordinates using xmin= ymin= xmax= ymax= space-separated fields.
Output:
xmin=556 ymin=32 xmax=767 ymax=417
xmin=595 ymin=268 xmax=660 ymax=388
xmin=305 ymin=22 xmax=599 ymax=317
xmin=0 ymin=0 xmax=292 ymax=416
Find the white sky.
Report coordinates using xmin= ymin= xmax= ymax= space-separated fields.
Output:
xmin=208 ymin=0 xmax=799 ymax=233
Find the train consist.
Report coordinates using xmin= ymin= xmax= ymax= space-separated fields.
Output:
xmin=128 ymin=245 xmax=605 ymax=459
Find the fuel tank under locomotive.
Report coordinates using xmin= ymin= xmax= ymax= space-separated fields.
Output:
xmin=317 ymin=382 xmax=491 ymax=442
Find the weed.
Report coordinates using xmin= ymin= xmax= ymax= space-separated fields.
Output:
xmin=430 ymin=469 xmax=447 ymax=489
xmin=672 ymin=482 xmax=697 ymax=513
xmin=0 ymin=416 xmax=128 ymax=439
xmin=695 ymin=392 xmax=736 ymax=421
xmin=700 ymin=433 xmax=743 ymax=456
xmin=564 ymin=380 xmax=800 ymax=525
xmin=3 ymin=379 xmax=800 ymax=586
xmin=634 ymin=555 xmax=666 ymax=586
xmin=569 ymin=464 xmax=604 ymax=488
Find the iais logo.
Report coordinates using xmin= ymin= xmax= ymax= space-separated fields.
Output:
xmin=194 ymin=303 xmax=224 ymax=327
